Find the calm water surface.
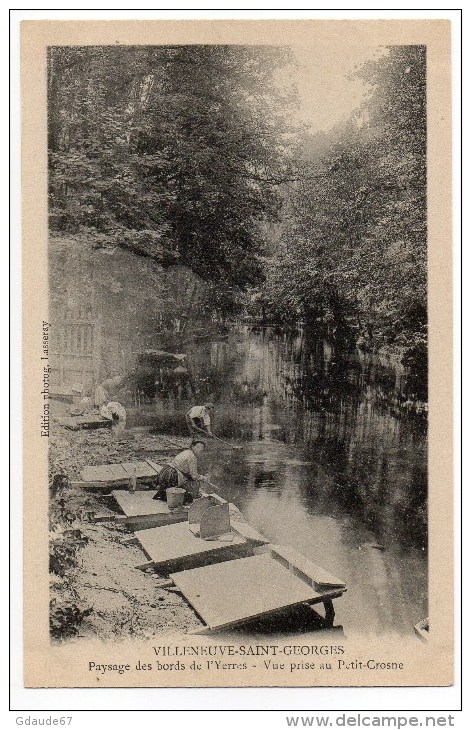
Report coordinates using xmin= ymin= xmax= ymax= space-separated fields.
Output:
xmin=132 ymin=325 xmax=428 ymax=636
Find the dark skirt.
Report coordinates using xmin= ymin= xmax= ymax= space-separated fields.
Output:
xmin=152 ymin=465 xmax=194 ymax=504
xmin=152 ymin=465 xmax=179 ymax=501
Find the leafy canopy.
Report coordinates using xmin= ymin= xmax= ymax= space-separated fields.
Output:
xmin=48 ymin=45 xmax=297 ymax=304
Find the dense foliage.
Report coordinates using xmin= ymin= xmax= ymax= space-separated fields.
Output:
xmin=261 ymin=46 xmax=427 ymax=363
xmin=49 ymin=474 xmax=92 ymax=640
xmin=48 ymin=45 xmax=296 ymax=309
xmin=49 ymin=44 xmax=428 ymax=364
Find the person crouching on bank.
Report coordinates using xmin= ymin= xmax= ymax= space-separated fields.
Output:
xmin=186 ymin=403 xmax=215 ymax=437
xmin=153 ymin=439 xmax=209 ymax=503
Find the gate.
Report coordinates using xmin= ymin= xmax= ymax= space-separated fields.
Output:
xmin=50 ymin=307 xmax=101 ymax=392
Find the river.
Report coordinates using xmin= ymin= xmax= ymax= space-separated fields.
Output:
xmin=131 ymin=325 xmax=428 ymax=637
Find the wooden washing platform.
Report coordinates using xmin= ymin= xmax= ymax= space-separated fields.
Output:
xmin=135 ymin=520 xmax=248 ymax=574
xmin=59 ymin=414 xmax=112 ymax=431
xmin=71 ymin=458 xmax=347 ymax=634
xmin=72 ymin=459 xmax=162 ymax=490
xmin=170 ymin=545 xmax=347 ymax=633
xmin=134 ymin=496 xmax=268 ymax=573
xmin=185 ymin=495 xmax=268 ymax=546
xmin=111 ymin=489 xmax=190 ymax=530
xmin=99 ymin=487 xmax=270 ymax=537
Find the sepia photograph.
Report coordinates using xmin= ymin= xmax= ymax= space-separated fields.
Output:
xmin=20 ymin=18 xmax=453 ymax=690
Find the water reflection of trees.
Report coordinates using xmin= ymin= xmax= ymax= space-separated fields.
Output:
xmin=311 ymin=412 xmax=425 ymax=551
xmin=152 ymin=325 xmax=427 ymax=549
xmin=302 ymin=429 xmax=427 ymax=551
xmin=222 ymin=327 xmax=428 ymax=550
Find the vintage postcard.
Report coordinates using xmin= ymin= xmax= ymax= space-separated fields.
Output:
xmin=21 ymin=19 xmax=453 ymax=688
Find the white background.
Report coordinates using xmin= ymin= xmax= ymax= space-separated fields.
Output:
xmin=6 ymin=2 xmax=466 ymax=726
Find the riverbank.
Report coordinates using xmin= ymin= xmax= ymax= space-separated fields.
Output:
xmin=49 ymin=423 xmax=200 ymax=642
xmin=48 ymin=321 xmax=428 ymax=640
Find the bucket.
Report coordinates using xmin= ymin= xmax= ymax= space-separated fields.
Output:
xmin=166 ymin=487 xmax=186 ymax=509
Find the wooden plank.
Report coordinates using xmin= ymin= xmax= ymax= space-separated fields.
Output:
xmin=197 ymin=496 xmax=268 ymax=543
xmin=60 ymin=415 xmax=111 ymax=430
xmin=120 ymin=462 xmax=138 ymax=477
xmin=268 ymin=545 xmax=346 ymax=589
xmin=120 ymin=461 xmax=161 ymax=478
xmin=228 ymin=504 xmax=269 ymax=544
xmin=82 ymin=465 xmax=117 ymax=482
xmin=113 ymin=489 xmax=166 ymax=516
xmin=71 ymin=479 xmax=123 ymax=491
xmin=106 ymin=463 xmax=130 ymax=480
xmin=94 ymin=464 xmax=114 ymax=482
xmin=135 ymin=522 xmax=246 ymax=571
xmin=188 ymin=497 xmax=219 ymax=525
xmin=130 ymin=461 xmax=160 ymax=478
xmin=81 ymin=460 xmax=160 ymax=484
xmin=204 ymin=492 xmax=226 ymax=504
xmin=112 ymin=490 xmax=185 ymax=517
xmin=92 ymin=513 xmax=116 ymax=523
xmin=145 ymin=459 xmax=163 ymax=475
xmin=199 ymin=503 xmax=231 ymax=539
xmin=170 ymin=553 xmax=320 ymax=632
xmin=115 ymin=512 xmax=188 ymax=530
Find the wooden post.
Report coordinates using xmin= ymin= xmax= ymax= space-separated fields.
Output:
xmin=323 ymin=599 xmax=335 ymax=627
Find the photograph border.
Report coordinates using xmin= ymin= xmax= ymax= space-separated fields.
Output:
xmin=10 ymin=9 xmax=462 ymax=711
